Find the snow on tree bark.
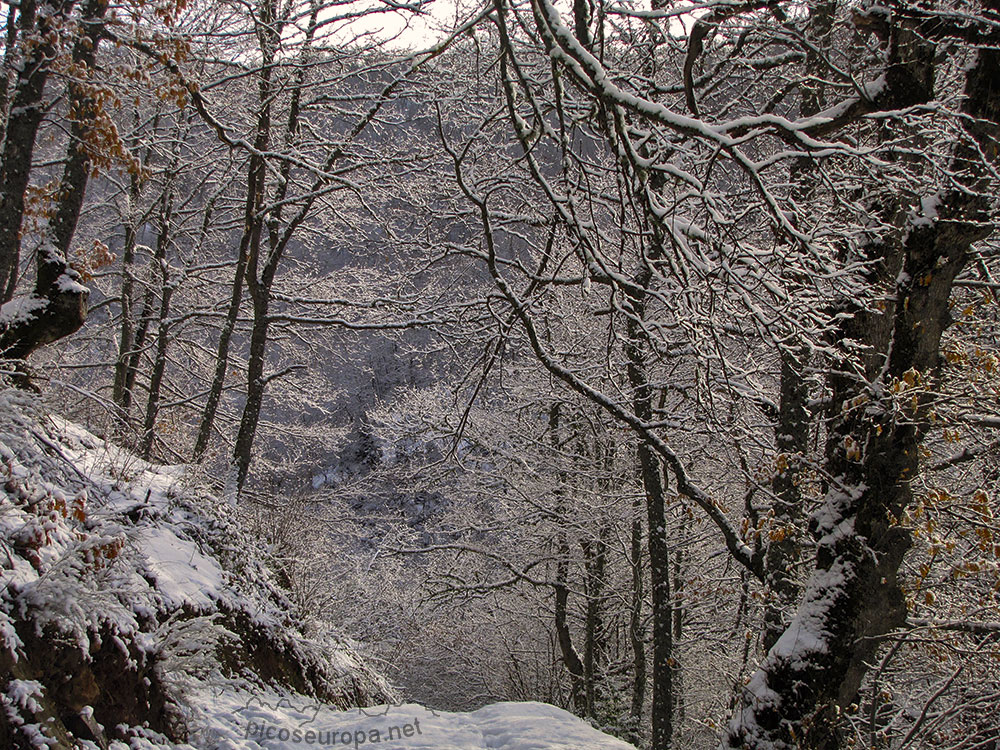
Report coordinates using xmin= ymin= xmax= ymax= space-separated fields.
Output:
xmin=725 ymin=7 xmax=1000 ymax=747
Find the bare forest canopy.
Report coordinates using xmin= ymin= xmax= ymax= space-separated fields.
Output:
xmin=1 ymin=0 xmax=999 ymax=749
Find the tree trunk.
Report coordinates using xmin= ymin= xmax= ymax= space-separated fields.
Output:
xmin=763 ymin=346 xmax=810 ymax=651
xmin=192 ymin=208 xmax=250 ymax=460
xmin=626 ymin=306 xmax=673 ymax=750
xmin=726 ymin=21 xmax=1000 ymax=748
xmin=232 ymin=282 xmax=269 ymax=490
xmin=48 ymin=0 xmax=108 ymax=257
xmin=139 ymin=192 xmax=176 ymax=459
xmin=0 ymin=0 xmax=74 ymax=302
xmin=121 ymin=282 xmax=156 ymax=417
xmin=762 ymin=0 xmax=834 ymax=652
xmin=671 ymin=509 xmax=685 ymax=728
xmin=581 ymin=517 xmax=608 ymax=717
xmin=139 ymin=271 xmax=174 ymax=460
xmin=547 ymin=402 xmax=588 ymax=715
xmin=113 ymin=109 xmax=162 ymax=423
xmin=554 ymin=530 xmax=587 ymax=715
xmin=0 ymin=4 xmax=19 ymax=163
xmin=0 ymin=0 xmax=111 ymax=371
xmin=229 ymin=0 xmax=307 ymax=490
xmin=112 ymin=176 xmax=142 ymax=423
xmin=628 ymin=485 xmax=647 ymax=740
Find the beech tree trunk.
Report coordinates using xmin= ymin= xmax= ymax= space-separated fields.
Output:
xmin=112 ymin=173 xmax=143 ymax=423
xmin=581 ymin=517 xmax=609 ymax=717
xmin=548 ymin=403 xmax=588 ymax=714
xmin=139 ymin=190 xmax=177 ymax=459
xmin=0 ymin=0 xmax=73 ymax=302
xmin=0 ymin=0 xmax=109 ymax=373
xmin=626 ymin=305 xmax=674 ymax=750
xmin=554 ymin=529 xmax=587 ymax=715
xmin=726 ymin=12 xmax=1000 ymax=748
xmin=628 ymin=487 xmax=646 ymax=739
xmin=229 ymin=0 xmax=320 ymax=488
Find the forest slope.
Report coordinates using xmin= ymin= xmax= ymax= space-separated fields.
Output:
xmin=0 ymin=388 xmax=635 ymax=750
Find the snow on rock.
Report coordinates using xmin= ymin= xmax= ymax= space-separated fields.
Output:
xmin=6 ymin=680 xmax=45 ymax=714
xmin=138 ymin=526 xmax=227 ymax=611
xmin=0 ymin=389 xmax=391 ymax=748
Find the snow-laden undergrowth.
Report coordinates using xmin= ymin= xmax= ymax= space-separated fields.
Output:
xmin=0 ymin=390 xmax=636 ymax=750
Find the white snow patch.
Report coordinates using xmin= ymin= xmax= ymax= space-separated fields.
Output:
xmin=812 ymin=483 xmax=865 ymax=537
xmin=138 ymin=527 xmax=226 ymax=611
xmin=56 ymin=272 xmax=88 ymax=294
xmin=817 ymin=516 xmax=856 ymax=547
xmin=862 ymin=73 xmax=887 ymax=100
xmin=6 ymin=680 xmax=45 ymax=714
xmin=910 ymin=193 xmax=943 ymax=228
xmin=0 ymin=295 xmax=46 ymax=326
xmin=903 ymin=192 xmax=945 ymax=241
xmin=770 ymin=561 xmax=851 ymax=667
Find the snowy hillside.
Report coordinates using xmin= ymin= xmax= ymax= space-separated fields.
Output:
xmin=0 ymin=387 xmax=390 ymax=748
xmin=0 ymin=390 xmax=636 ymax=750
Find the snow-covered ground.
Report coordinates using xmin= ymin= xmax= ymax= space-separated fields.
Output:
xmin=194 ymin=692 xmax=637 ymax=750
xmin=0 ymin=390 xmax=636 ymax=750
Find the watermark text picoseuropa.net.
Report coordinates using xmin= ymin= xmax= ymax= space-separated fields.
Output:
xmin=245 ymin=716 xmax=423 ymax=747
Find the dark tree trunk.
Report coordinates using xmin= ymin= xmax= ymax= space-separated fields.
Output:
xmin=554 ymin=531 xmax=587 ymax=715
xmin=671 ymin=510 xmax=685 ymax=727
xmin=192 ymin=206 xmax=250 ymax=460
xmin=727 ymin=15 xmax=1000 ymax=748
xmin=48 ymin=0 xmax=108 ymax=257
xmin=229 ymin=0 xmax=314 ymax=489
xmin=121 ymin=284 xmax=156 ymax=415
xmin=628 ymin=486 xmax=647 ymax=738
xmin=581 ymin=517 xmax=608 ymax=717
xmin=626 ymin=305 xmax=673 ymax=750
xmin=763 ymin=345 xmax=811 ymax=651
xmin=226 ymin=0 xmax=277 ymax=489
xmin=232 ymin=283 xmax=269 ymax=490
xmin=762 ymin=0 xmax=834 ymax=652
xmin=0 ymin=0 xmax=111 ymax=372
xmin=112 ymin=174 xmax=143 ymax=423
xmin=0 ymin=0 xmax=73 ymax=302
xmin=547 ymin=403 xmax=587 ymax=715
xmin=139 ymin=274 xmax=174 ymax=460
xmin=0 ymin=4 xmax=20 ymax=198
xmin=139 ymin=192 xmax=176 ymax=459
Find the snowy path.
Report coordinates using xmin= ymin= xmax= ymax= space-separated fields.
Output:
xmin=194 ymin=693 xmax=637 ymax=750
